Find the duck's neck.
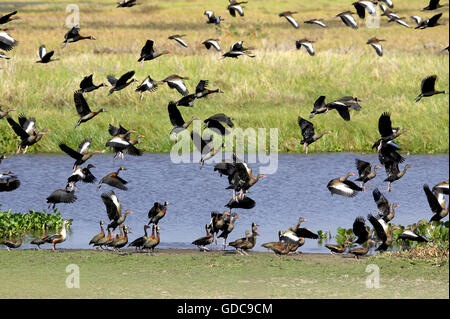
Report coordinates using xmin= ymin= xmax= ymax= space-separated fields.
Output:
xmin=183 ymin=117 xmax=195 ymax=129
xmin=99 ymin=223 xmax=104 ymax=235
xmin=60 ymin=224 xmax=67 ymax=239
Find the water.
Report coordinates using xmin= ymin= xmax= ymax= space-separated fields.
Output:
xmin=0 ymin=153 xmax=448 ymax=253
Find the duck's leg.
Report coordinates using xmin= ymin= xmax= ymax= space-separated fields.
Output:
xmin=305 ymin=145 xmax=308 ymax=155
xmin=16 ymin=146 xmax=21 ymax=155
xmin=23 ymin=146 xmax=29 ymax=154
xmin=387 ymin=182 xmax=392 ymax=193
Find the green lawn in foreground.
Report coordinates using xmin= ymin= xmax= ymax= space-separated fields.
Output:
xmin=0 ymin=250 xmax=447 ymax=298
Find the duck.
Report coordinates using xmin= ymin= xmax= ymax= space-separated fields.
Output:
xmin=95 ymin=228 xmax=112 ymax=249
xmin=36 ymin=45 xmax=58 ymax=63
xmin=107 ymin=71 xmax=137 ymax=95
xmin=383 ymin=163 xmax=413 ymax=192
xmin=143 ymin=225 xmax=161 ymax=253
xmin=304 ymin=19 xmax=327 ymax=28
xmin=367 ymin=213 xmax=392 ymax=252
xmin=108 ymin=225 xmax=123 ymax=250
xmin=117 ymin=0 xmax=138 ymax=8
xmin=432 ymin=180 xmax=449 ymax=196
xmin=168 ymin=34 xmax=188 ymax=47
xmin=0 ymin=172 xmax=20 ymax=192
xmin=128 ymin=225 xmax=151 ymax=250
xmin=325 ymin=244 xmax=347 ymax=254
xmin=372 ymin=112 xmax=408 ymax=153
xmin=218 ymin=213 xmax=240 ymax=249
xmin=192 ymin=224 xmax=214 ymax=251
xmin=204 ymin=113 xmax=234 ymax=135
xmin=191 ymin=131 xmax=224 ymax=169
xmin=410 ymin=15 xmax=422 ymax=26
xmin=229 ymin=222 xmax=259 ymax=255
xmin=104 ymin=229 xmax=116 ymax=249
xmin=195 ymin=80 xmax=222 ymax=99
xmin=373 ymin=188 xmax=399 ymax=222
xmin=168 ymin=101 xmax=200 ymax=142
xmin=229 ymin=230 xmax=251 ymax=254
xmin=136 ymin=76 xmax=163 ymax=100
xmin=353 ymin=216 xmax=370 ymax=245
xmin=279 ymin=11 xmax=299 ymax=28
xmin=355 ymin=159 xmax=381 ymax=190
xmin=422 ymin=0 xmax=447 ymax=10
xmin=175 ymin=93 xmax=197 ymax=108
xmin=0 ymin=51 xmax=8 ymax=59
xmin=204 ymin=11 xmax=224 ymax=25
xmin=348 ymin=244 xmax=370 ymax=260
xmin=398 ymin=222 xmax=428 ymax=244
xmin=336 ymin=11 xmax=358 ymax=29
xmin=387 ymin=16 xmax=410 ymax=28
xmin=208 ymin=211 xmax=231 ymax=244
xmin=61 ymin=26 xmax=95 ymax=48
xmin=327 ymin=172 xmax=363 ymax=197
xmin=79 ymin=74 xmax=106 ymax=93
xmin=202 ymin=39 xmax=221 ymax=51
xmin=227 ymin=0 xmax=247 ymax=17
xmin=59 ymin=138 xmax=100 ymax=170
xmin=2 ymin=233 xmax=27 ymax=251
xmin=298 ymin=117 xmax=331 ymax=154
xmin=73 ymin=91 xmax=106 ymax=128
xmin=366 ymin=37 xmax=385 ymax=57
xmin=46 ymin=183 xmax=77 ymax=209
xmin=6 ymin=114 xmax=51 ymax=154
xmin=106 ymin=133 xmax=143 ymax=160
xmin=46 ymin=220 xmax=69 ymax=252
xmin=138 ymin=40 xmax=170 ymax=67
xmin=31 ymin=223 xmax=49 ymax=250
xmin=309 ymin=96 xmax=359 ymax=121
xmin=380 ymin=6 xmax=401 ymax=19
xmin=261 ymin=241 xmax=296 ymax=255
xmin=221 ymin=50 xmax=255 ymax=59
xmin=98 ymin=167 xmax=128 ymax=191
xmin=162 ymin=74 xmax=190 ymax=96
xmin=352 ymin=1 xmax=377 ymax=19
xmin=110 ymin=225 xmax=130 ymax=251
xmin=295 ymin=39 xmax=315 ymax=56
xmin=148 ymin=201 xmax=170 ymax=225
xmin=0 ymin=11 xmax=19 ymax=25
xmin=89 ymin=220 xmax=106 ymax=248
xmin=424 ymin=184 xmax=448 ymax=222
xmin=415 ymin=75 xmax=447 ymax=102
xmin=379 ymin=0 xmax=393 ymax=8
xmin=415 ymin=13 xmax=442 ymax=29
xmin=101 ymin=190 xmax=134 ymax=230
xmin=0 ymin=106 xmax=15 ymax=119
xmin=67 ymin=164 xmax=96 ymax=186
xmin=225 ymin=196 xmax=256 ymax=210
xmin=0 ymin=29 xmax=17 ymax=51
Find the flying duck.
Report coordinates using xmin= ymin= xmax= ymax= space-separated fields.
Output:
xmin=46 ymin=183 xmax=77 ymax=209
xmin=327 ymin=172 xmax=363 ymax=197
xmin=79 ymin=74 xmax=106 ymax=93
xmin=304 ymin=19 xmax=327 ymax=28
xmin=59 ymin=138 xmax=100 ymax=170
xmin=415 ymin=75 xmax=447 ymax=102
xmin=36 ymin=45 xmax=58 ymax=63
xmin=296 ymin=39 xmax=315 ymax=56
xmin=101 ymin=191 xmax=134 ymax=230
xmin=279 ymin=11 xmax=299 ymax=28
xmin=366 ymin=37 xmax=385 ymax=56
xmin=61 ymin=25 xmax=95 ymax=48
xmin=73 ymin=91 xmax=106 ymax=128
xmin=138 ymin=40 xmax=170 ymax=67
xmin=168 ymin=34 xmax=188 ymax=47
xmin=297 ymin=116 xmax=331 ymax=154
xmin=98 ymin=167 xmax=128 ymax=191
xmin=107 ymin=71 xmax=137 ymax=95
xmin=6 ymin=114 xmax=50 ymax=154
xmin=168 ymin=102 xmax=199 ymax=142
xmin=202 ymin=39 xmax=221 ymax=51
xmin=136 ymin=76 xmax=163 ymax=100
xmin=336 ymin=11 xmax=358 ymax=29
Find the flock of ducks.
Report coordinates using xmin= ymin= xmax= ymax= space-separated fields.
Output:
xmin=0 ymin=1 xmax=449 ymax=258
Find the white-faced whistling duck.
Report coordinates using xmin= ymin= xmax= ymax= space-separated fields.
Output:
xmin=143 ymin=225 xmax=161 ymax=253
xmin=0 ymin=106 xmax=15 ymax=119
xmin=31 ymin=223 xmax=49 ymax=249
xmin=117 ymin=0 xmax=138 ymax=8
xmin=162 ymin=74 xmax=190 ymax=96
xmin=298 ymin=117 xmax=331 ymax=154
xmin=168 ymin=102 xmax=200 ymax=142
xmin=36 ymin=45 xmax=58 ymax=63
xmin=79 ymin=74 xmax=106 ymax=93
xmin=352 ymin=216 xmax=370 ymax=245
xmin=415 ymin=75 xmax=447 ymax=102
xmin=202 ymin=39 xmax=221 ymax=51
xmin=138 ymin=40 xmax=170 ymax=67
xmin=136 ymin=76 xmax=163 ymax=100
xmin=195 ymin=80 xmax=223 ymax=98
xmin=373 ymin=188 xmax=399 ymax=222
xmin=68 ymin=164 xmax=96 ymax=186
xmin=352 ymin=1 xmax=377 ymax=19
xmin=59 ymin=138 xmax=100 ymax=170
xmin=380 ymin=0 xmax=394 ymax=8
xmin=0 ymin=50 xmax=9 ymax=59
xmin=324 ymin=244 xmax=347 ymax=254
xmin=0 ymin=11 xmax=19 ymax=25
xmin=218 ymin=212 xmax=240 ymax=249
xmin=355 ymin=159 xmax=381 ymax=190
xmin=46 ymin=220 xmax=69 ymax=252
xmin=336 ymin=11 xmax=358 ymax=29
xmin=348 ymin=244 xmax=370 ymax=260
xmin=147 ymin=201 xmax=170 ymax=225
xmin=227 ymin=0 xmax=247 ymax=17
xmin=61 ymin=25 xmax=95 ymax=48
xmin=6 ymin=114 xmax=50 ymax=154
xmin=2 ymin=234 xmax=27 ymax=251
xmin=366 ymin=37 xmax=385 ymax=56
xmin=295 ymin=39 xmax=315 ymax=56
xmin=128 ymin=225 xmax=151 ymax=250
xmin=101 ymin=190 xmax=134 ymax=230
xmin=204 ymin=113 xmax=234 ymax=135
xmin=98 ymin=167 xmax=128 ymax=191
xmin=387 ymin=16 xmax=410 ymax=28
xmin=422 ymin=0 xmax=447 ymax=11
xmin=383 ymin=162 xmax=413 ymax=192
xmin=367 ymin=213 xmax=392 ymax=252
xmin=204 ymin=11 xmax=224 ymax=25
xmin=168 ymin=34 xmax=188 ymax=47
xmin=327 ymin=172 xmax=363 ymax=197
xmin=279 ymin=11 xmax=299 ymax=29
xmin=107 ymin=70 xmax=137 ymax=95
xmin=398 ymin=222 xmax=428 ymax=243
xmin=89 ymin=220 xmax=105 ymax=248
xmin=0 ymin=171 xmax=20 ymax=192
xmin=191 ymin=131 xmax=224 ymax=168
xmin=0 ymin=29 xmax=17 ymax=51
xmin=304 ymin=19 xmax=327 ymax=28
xmin=424 ymin=184 xmax=449 ymax=222
xmin=73 ymin=91 xmax=106 ymax=128
xmin=46 ymin=183 xmax=77 ymax=209
xmin=192 ymin=224 xmax=214 ymax=251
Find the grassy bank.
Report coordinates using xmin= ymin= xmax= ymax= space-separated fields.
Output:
xmin=0 ymin=249 xmax=448 ymax=298
xmin=0 ymin=0 xmax=448 ymax=154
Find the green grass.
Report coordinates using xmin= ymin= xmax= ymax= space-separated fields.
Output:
xmin=0 ymin=0 xmax=448 ymax=154
xmin=0 ymin=249 xmax=447 ymax=298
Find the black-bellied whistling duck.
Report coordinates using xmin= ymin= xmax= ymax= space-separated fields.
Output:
xmin=424 ymin=184 xmax=449 ymax=222
xmin=0 ymin=171 xmax=20 ymax=192
xmin=6 ymin=114 xmax=50 ymax=154
xmin=101 ymin=190 xmax=134 ymax=230
xmin=433 ymin=180 xmax=449 ymax=196
xmin=380 ymin=0 xmax=393 ymax=8
xmin=98 ymin=167 xmax=128 ymax=191
xmin=262 ymin=241 xmax=296 ymax=256
xmin=148 ymin=201 xmax=170 ymax=225
xmin=296 ymin=39 xmax=315 ymax=56
xmin=353 ymin=216 xmax=370 ymax=245
xmin=352 ymin=1 xmax=377 ymax=19
xmin=218 ymin=212 xmax=240 ymax=249
xmin=73 ymin=91 xmax=106 ymax=128
xmin=61 ymin=26 xmax=95 ymax=48
xmin=104 ymin=229 xmax=116 ymax=249
xmin=279 ymin=11 xmax=299 ymax=28
xmin=169 ymin=34 xmax=188 ymax=47
xmin=0 ymin=11 xmax=19 ymax=25
xmin=367 ymin=213 xmax=392 ymax=252
xmin=227 ymin=0 xmax=246 ymax=17
xmin=383 ymin=163 xmax=413 ymax=192
xmin=373 ymin=188 xmax=399 ymax=222
xmin=79 ymin=74 xmax=106 ymax=93
xmin=129 ymin=225 xmax=151 ymax=250
xmin=366 ymin=37 xmax=385 ymax=57
xmin=398 ymin=222 xmax=428 ymax=243
xmin=162 ymin=74 xmax=190 ymax=96
xmin=107 ymin=71 xmax=137 ymax=95
xmin=192 ymin=224 xmax=214 ymax=251
xmin=309 ymin=96 xmax=359 ymax=121
xmin=423 ymin=0 xmax=448 ymax=10
xmin=106 ymin=133 xmax=142 ymax=160
xmin=108 ymin=226 xmax=122 ymax=250
xmin=175 ymin=93 xmax=197 ymax=107
xmin=0 ymin=106 xmax=15 ymax=119
xmin=191 ymin=131 xmax=224 ymax=169
xmin=36 ymin=45 xmax=58 ymax=63
xmin=387 ymin=16 xmax=410 ymax=28
xmin=230 ymin=41 xmax=254 ymax=53
xmin=111 ymin=225 xmax=130 ymax=251
xmin=336 ymin=11 xmax=358 ymax=29
xmin=372 ymin=112 xmax=408 ymax=155
xmin=348 ymin=244 xmax=370 ymax=260
xmin=279 ymin=218 xmax=318 ymax=252
xmin=31 ymin=223 xmax=49 ymax=250
xmin=143 ymin=225 xmax=155 ymax=252
xmin=136 ymin=76 xmax=163 ymax=100
xmin=229 ymin=222 xmax=259 ymax=255
xmin=68 ymin=164 xmax=96 ymax=186
xmin=59 ymin=138 xmax=100 ymax=170
xmin=95 ymin=228 xmax=111 ymax=249
xmin=89 ymin=220 xmax=105 ymax=248
xmin=381 ymin=6 xmax=400 ymax=19
xmin=208 ymin=211 xmax=231 ymax=244
xmin=195 ymin=80 xmax=222 ymax=99
xmin=327 ymin=172 xmax=363 ymax=197
xmin=298 ymin=117 xmax=331 ymax=154
xmin=202 ymin=39 xmax=221 ymax=51
xmin=415 ymin=13 xmax=442 ymax=29
xmin=117 ymin=0 xmax=138 ymax=7
xmin=46 ymin=183 xmax=77 ymax=209
xmin=2 ymin=234 xmax=27 ymax=251
xmin=143 ymin=225 xmax=161 ymax=253
xmin=355 ymin=159 xmax=381 ymax=190
xmin=221 ymin=50 xmax=255 ymax=59
xmin=304 ymin=19 xmax=327 ymax=28
xmin=168 ymin=102 xmax=199 ymax=143
xmin=204 ymin=113 xmax=234 ymax=135
xmin=46 ymin=220 xmax=69 ymax=252
xmin=415 ymin=75 xmax=447 ymax=102
xmin=325 ymin=244 xmax=347 ymax=254
xmin=138 ymin=40 xmax=170 ymax=67
xmin=204 ymin=11 xmax=223 ymax=25
xmin=225 ymin=196 xmax=256 ymax=210
xmin=229 ymin=230 xmax=251 ymax=254
xmin=0 ymin=29 xmax=17 ymax=51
